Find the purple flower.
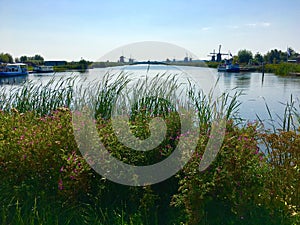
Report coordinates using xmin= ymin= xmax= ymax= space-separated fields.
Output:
xmin=58 ymin=179 xmax=64 ymax=190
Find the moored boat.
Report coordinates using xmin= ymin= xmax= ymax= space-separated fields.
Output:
xmin=33 ymin=65 xmax=54 ymax=73
xmin=0 ymin=63 xmax=28 ymax=77
xmin=217 ymin=59 xmax=240 ymax=72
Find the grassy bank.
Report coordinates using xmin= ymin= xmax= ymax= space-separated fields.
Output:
xmin=0 ymin=75 xmax=299 ymax=224
xmin=264 ymin=62 xmax=300 ymax=76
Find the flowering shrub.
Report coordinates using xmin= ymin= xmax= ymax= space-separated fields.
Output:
xmin=0 ymin=108 xmax=90 ymax=198
xmin=0 ymin=108 xmax=299 ymax=224
xmin=172 ymin=121 xmax=271 ymax=224
xmin=261 ymin=128 xmax=300 ymax=220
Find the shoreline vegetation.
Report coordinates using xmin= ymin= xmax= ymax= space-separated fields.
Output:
xmin=30 ymin=61 xmax=300 ymax=77
xmin=91 ymin=61 xmax=300 ymax=76
xmin=0 ymin=75 xmax=299 ymax=224
xmin=1 ymin=47 xmax=300 ymax=76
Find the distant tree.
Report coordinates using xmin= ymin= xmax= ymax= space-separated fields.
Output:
xmin=0 ymin=53 xmax=14 ymax=63
xmin=79 ymin=58 xmax=89 ymax=70
xmin=33 ymin=54 xmax=44 ymax=61
xmin=238 ymin=49 xmax=253 ymax=64
xmin=19 ymin=54 xmax=44 ymax=65
xmin=20 ymin=55 xmax=28 ymax=62
xmin=254 ymin=52 xmax=263 ymax=64
xmin=264 ymin=49 xmax=281 ymax=64
xmin=15 ymin=57 xmax=20 ymax=63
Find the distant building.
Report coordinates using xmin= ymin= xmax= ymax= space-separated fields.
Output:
xmin=44 ymin=61 xmax=67 ymax=66
xmin=119 ymin=56 xmax=125 ymax=63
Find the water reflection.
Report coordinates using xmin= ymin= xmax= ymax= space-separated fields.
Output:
xmin=219 ymin=72 xmax=252 ymax=90
xmin=235 ymin=73 xmax=251 ymax=89
xmin=0 ymin=75 xmax=28 ymax=85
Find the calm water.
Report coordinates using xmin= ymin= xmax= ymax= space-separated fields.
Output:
xmin=1 ymin=65 xmax=299 ymax=126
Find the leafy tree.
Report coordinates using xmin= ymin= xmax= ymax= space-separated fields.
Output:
xmin=0 ymin=53 xmax=14 ymax=63
xmin=264 ymin=49 xmax=283 ymax=64
xmin=19 ymin=54 xmax=44 ymax=65
xmin=254 ymin=52 xmax=263 ymax=64
xmin=20 ymin=55 xmax=28 ymax=62
xmin=33 ymin=54 xmax=44 ymax=61
xmin=237 ymin=49 xmax=253 ymax=64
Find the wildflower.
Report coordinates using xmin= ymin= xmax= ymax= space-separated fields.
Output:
xmin=58 ymin=179 xmax=64 ymax=190
xmin=60 ymin=166 xmax=64 ymax=172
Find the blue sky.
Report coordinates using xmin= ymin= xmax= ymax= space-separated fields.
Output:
xmin=0 ymin=0 xmax=299 ymax=61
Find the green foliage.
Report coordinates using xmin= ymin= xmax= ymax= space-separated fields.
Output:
xmin=173 ymin=122 xmax=266 ymax=224
xmin=53 ymin=60 xmax=93 ymax=72
xmin=263 ymin=49 xmax=296 ymax=64
xmin=0 ymin=75 xmax=299 ymax=224
xmin=264 ymin=62 xmax=300 ymax=76
xmin=19 ymin=54 xmax=44 ymax=65
xmin=261 ymin=129 xmax=300 ymax=217
xmin=0 ymin=52 xmax=14 ymax=63
xmin=0 ymin=77 xmax=74 ymax=115
xmin=238 ymin=49 xmax=253 ymax=64
xmin=254 ymin=52 xmax=264 ymax=64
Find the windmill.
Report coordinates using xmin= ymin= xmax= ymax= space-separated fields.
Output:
xmin=119 ymin=54 xmax=136 ymax=63
xmin=216 ymin=45 xmax=229 ymax=62
xmin=208 ymin=49 xmax=217 ymax=61
xmin=128 ymin=54 xmax=135 ymax=63
xmin=184 ymin=53 xmax=192 ymax=62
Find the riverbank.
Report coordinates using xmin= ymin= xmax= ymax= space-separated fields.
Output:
xmin=264 ymin=62 xmax=300 ymax=76
xmin=0 ymin=75 xmax=299 ymax=225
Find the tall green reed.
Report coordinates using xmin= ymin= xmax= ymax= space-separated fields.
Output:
xmin=0 ymin=72 xmax=242 ymax=126
xmin=0 ymin=77 xmax=75 ymax=115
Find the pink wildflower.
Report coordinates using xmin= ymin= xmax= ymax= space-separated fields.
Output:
xmin=58 ymin=179 xmax=63 ymax=190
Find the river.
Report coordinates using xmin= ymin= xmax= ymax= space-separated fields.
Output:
xmin=1 ymin=65 xmax=299 ymax=127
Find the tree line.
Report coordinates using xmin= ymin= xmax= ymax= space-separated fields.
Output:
xmin=236 ymin=47 xmax=299 ymax=64
xmin=0 ymin=53 xmax=44 ymax=64
xmin=1 ymin=47 xmax=299 ymax=65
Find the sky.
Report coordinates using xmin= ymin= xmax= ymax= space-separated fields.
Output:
xmin=0 ymin=0 xmax=299 ymax=62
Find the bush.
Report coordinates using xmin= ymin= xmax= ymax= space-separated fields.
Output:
xmin=172 ymin=121 xmax=290 ymax=224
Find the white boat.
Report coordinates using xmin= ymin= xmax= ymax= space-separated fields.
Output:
xmin=33 ymin=65 xmax=54 ymax=73
xmin=0 ymin=63 xmax=28 ymax=77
